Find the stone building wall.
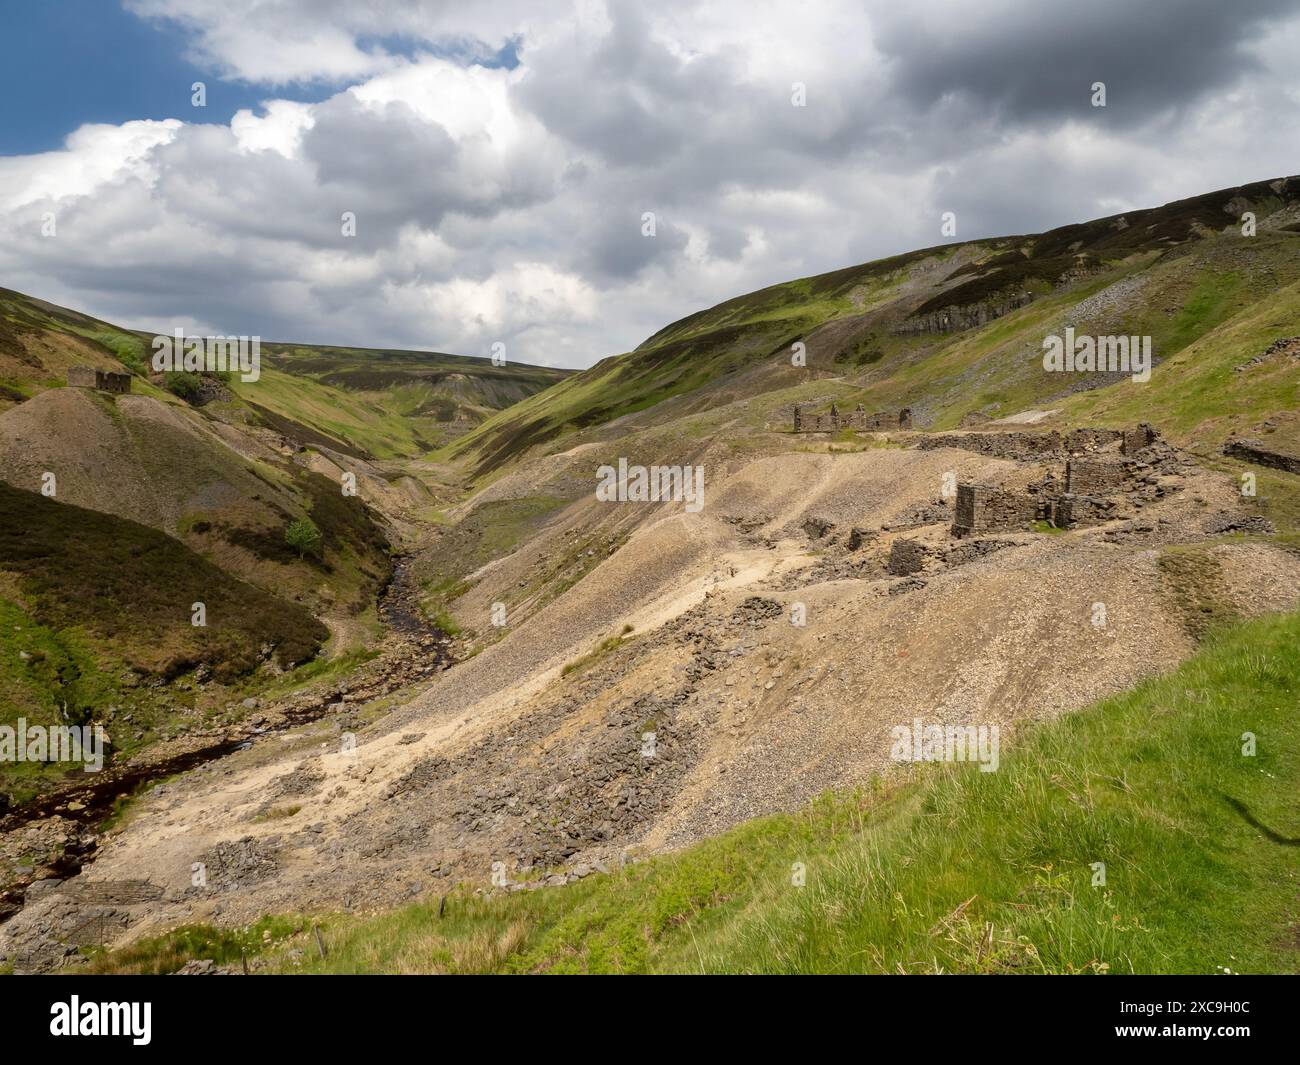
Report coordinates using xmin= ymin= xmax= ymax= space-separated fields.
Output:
xmin=1065 ymin=458 xmax=1128 ymax=495
xmin=792 ymin=404 xmax=912 ymax=433
xmin=887 ymin=538 xmax=927 ymax=575
xmin=1064 ymin=428 xmax=1126 ymax=451
xmin=67 ymin=367 xmax=132 ymax=394
xmin=952 ymin=483 xmax=1037 ymax=537
xmin=920 ymin=430 xmax=1065 ymax=459
xmin=1223 ymin=438 xmax=1300 ymax=475
xmin=919 ymin=426 xmax=1141 ymax=460
xmin=1053 ymin=494 xmax=1116 ymax=528
xmin=1121 ymin=424 xmax=1159 ymax=455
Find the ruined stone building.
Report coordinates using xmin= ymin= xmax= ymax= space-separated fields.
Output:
xmin=948 ymin=424 xmax=1175 ymax=538
xmin=67 ymin=367 xmax=132 ymax=394
xmin=793 ymin=403 xmax=912 ymax=433
xmin=952 ymin=484 xmax=1040 ymax=538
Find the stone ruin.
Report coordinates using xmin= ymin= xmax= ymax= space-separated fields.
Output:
xmin=792 ymin=403 xmax=912 ymax=433
xmin=783 ymin=414 xmax=1175 ymax=537
xmin=67 ymin=367 xmax=132 ymax=394
xmin=948 ymin=424 xmax=1176 ymax=538
xmin=887 ymin=538 xmax=927 ymax=576
xmin=1064 ymin=457 xmax=1128 ymax=495
xmin=785 ymin=419 xmax=1202 ymax=592
xmin=952 ymin=484 xmax=1038 ymax=538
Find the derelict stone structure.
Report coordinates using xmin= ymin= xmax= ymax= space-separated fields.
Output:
xmin=792 ymin=403 xmax=912 ymax=433
xmin=952 ymin=484 xmax=1038 ymax=538
xmin=945 ymin=424 xmax=1180 ymax=537
xmin=1052 ymin=494 xmax=1117 ymax=528
xmin=919 ymin=423 xmax=1162 ymax=461
xmin=1121 ymin=424 xmax=1159 ymax=455
xmin=67 ymin=367 xmax=132 ymax=394
xmin=864 ymin=407 xmax=913 ymax=430
xmin=1223 ymin=438 xmax=1300 ymax=475
xmin=887 ymin=538 xmax=927 ymax=575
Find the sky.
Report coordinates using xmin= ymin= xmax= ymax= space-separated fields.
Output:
xmin=1 ymin=0 xmax=1298 ymax=369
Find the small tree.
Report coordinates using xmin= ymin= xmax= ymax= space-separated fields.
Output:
xmin=285 ymin=517 xmax=323 ymax=559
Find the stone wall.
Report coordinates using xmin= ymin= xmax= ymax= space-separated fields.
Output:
xmin=862 ymin=408 xmax=913 ymax=430
xmin=1065 ymin=458 xmax=1128 ymax=495
xmin=887 ymin=538 xmax=927 ymax=575
xmin=67 ymin=367 xmax=132 ymax=394
xmin=1052 ymin=494 xmax=1117 ymax=528
xmin=1224 ymin=438 xmax=1300 ymax=475
xmin=940 ymin=423 xmax=1177 ymax=537
xmin=952 ymin=483 xmax=1037 ymax=538
xmin=918 ymin=426 xmax=1145 ymax=460
xmin=920 ymin=430 xmax=1066 ymax=459
xmin=1121 ymin=424 xmax=1159 ymax=455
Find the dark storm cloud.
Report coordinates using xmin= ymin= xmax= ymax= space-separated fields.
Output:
xmin=583 ymin=210 xmax=691 ymax=280
xmin=875 ymin=0 xmax=1298 ymax=126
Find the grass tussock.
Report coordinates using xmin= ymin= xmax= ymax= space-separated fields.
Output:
xmin=561 ymin=626 xmax=634 ymax=677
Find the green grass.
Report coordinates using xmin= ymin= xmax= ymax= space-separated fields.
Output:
xmin=230 ymin=350 xmax=568 ymax=459
xmin=259 ymin=648 xmax=381 ymax=697
xmin=560 ymin=627 xmax=633 ymax=677
xmin=92 ymin=608 xmax=1300 ymax=975
xmin=80 ymin=916 xmax=305 ymax=975
xmin=1063 ymin=270 xmax=1300 ymax=441
xmin=0 ymin=481 xmax=328 ymax=680
xmin=409 ymin=495 xmax=569 ymax=633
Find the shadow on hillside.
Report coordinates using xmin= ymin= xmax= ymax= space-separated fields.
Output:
xmin=1221 ymin=793 xmax=1300 ymax=846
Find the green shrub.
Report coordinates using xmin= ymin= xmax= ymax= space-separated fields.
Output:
xmin=284 ymin=517 xmax=323 ymax=560
xmin=164 ymin=371 xmax=203 ymax=403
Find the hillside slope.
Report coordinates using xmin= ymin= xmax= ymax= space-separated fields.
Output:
xmin=0 ymin=287 xmax=569 ymax=458
xmin=140 ymin=608 xmax=1299 ymax=976
xmin=447 ymin=176 xmax=1300 ymax=477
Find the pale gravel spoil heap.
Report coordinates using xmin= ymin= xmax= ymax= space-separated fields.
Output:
xmin=4 ymin=426 xmax=1298 ymax=969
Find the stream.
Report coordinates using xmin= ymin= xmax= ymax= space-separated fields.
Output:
xmin=0 ymin=554 xmax=452 ymax=924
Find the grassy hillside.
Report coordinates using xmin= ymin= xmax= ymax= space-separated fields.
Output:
xmin=0 ymin=286 xmax=569 ymax=459
xmin=446 ymin=176 xmax=1300 ymax=476
xmin=0 ymin=386 xmax=396 ymax=629
xmin=0 ymin=482 xmax=328 ymax=681
xmin=1061 ymin=271 xmax=1300 ymax=440
xmin=90 ymin=607 xmax=1300 ymax=975
xmin=260 ymin=343 xmax=566 ymax=451
xmin=0 ymin=482 xmax=333 ymax=801
xmin=441 ymin=246 xmax=955 ymax=476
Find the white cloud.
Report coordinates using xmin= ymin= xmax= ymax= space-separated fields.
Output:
xmin=1 ymin=0 xmax=1298 ymax=368
xmin=0 ymin=120 xmax=181 ymax=211
xmin=231 ymin=101 xmax=316 ymax=156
